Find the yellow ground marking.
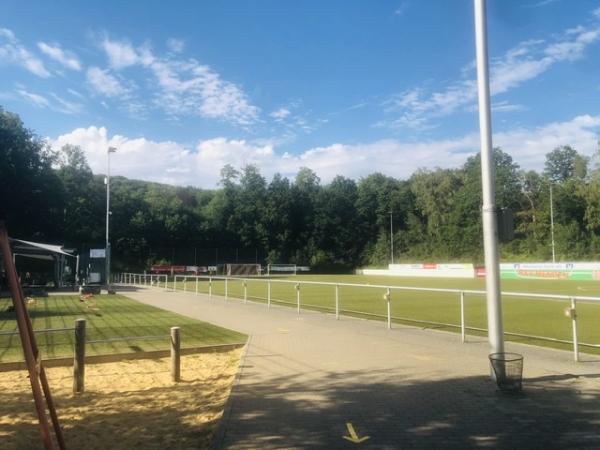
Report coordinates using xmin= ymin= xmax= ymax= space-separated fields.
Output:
xmin=277 ymin=328 xmax=289 ymax=333
xmin=342 ymin=422 xmax=370 ymax=444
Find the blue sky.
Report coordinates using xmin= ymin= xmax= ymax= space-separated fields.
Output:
xmin=2 ymin=0 xmax=600 ymax=187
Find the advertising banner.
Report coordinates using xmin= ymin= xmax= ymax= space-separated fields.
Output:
xmin=500 ymin=263 xmax=600 ymax=281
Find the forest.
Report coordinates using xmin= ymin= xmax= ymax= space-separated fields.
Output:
xmin=2 ymin=106 xmax=600 ymax=272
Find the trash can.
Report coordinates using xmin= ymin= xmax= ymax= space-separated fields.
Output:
xmin=489 ymin=352 xmax=523 ymax=392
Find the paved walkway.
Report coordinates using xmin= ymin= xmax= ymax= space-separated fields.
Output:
xmin=122 ymin=286 xmax=600 ymax=449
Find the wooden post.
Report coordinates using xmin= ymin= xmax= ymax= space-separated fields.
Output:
xmin=171 ymin=327 xmax=181 ymax=382
xmin=73 ymin=319 xmax=86 ymax=393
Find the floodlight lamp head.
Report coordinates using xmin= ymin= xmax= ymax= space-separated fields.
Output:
xmin=108 ymin=146 xmax=117 ymax=153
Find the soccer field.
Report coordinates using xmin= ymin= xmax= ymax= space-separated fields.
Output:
xmin=0 ymin=295 xmax=246 ymax=363
xmin=172 ymin=273 xmax=600 ymax=355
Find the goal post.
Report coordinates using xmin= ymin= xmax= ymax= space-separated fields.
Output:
xmin=267 ymin=264 xmax=297 ymax=276
xmin=226 ymin=263 xmax=261 ymax=276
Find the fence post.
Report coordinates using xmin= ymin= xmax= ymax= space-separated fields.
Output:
xmin=209 ymin=277 xmax=212 ymax=299
xmin=174 ymin=276 xmax=178 ymax=292
xmin=244 ymin=280 xmax=247 ymax=303
xmin=386 ymin=288 xmax=391 ymax=329
xmin=73 ymin=318 xmax=86 ymax=393
xmin=571 ymin=298 xmax=579 ymax=362
xmin=195 ymin=276 xmax=198 ymax=295
xmin=268 ymin=280 xmax=271 ymax=309
xmin=460 ymin=291 xmax=466 ymax=343
xmin=171 ymin=326 xmax=181 ymax=382
xmin=335 ymin=284 xmax=340 ymax=320
xmin=183 ymin=276 xmax=187 ymax=292
xmin=296 ymin=283 xmax=301 ymax=315
xmin=164 ymin=275 xmax=168 ymax=291
xmin=225 ymin=278 xmax=228 ymax=300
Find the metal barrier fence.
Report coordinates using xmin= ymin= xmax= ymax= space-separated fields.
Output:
xmin=118 ymin=272 xmax=600 ymax=362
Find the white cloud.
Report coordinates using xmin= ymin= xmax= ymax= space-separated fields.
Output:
xmin=17 ymin=89 xmax=50 ymax=108
xmin=49 ymin=93 xmax=84 ymax=115
xmin=270 ymin=107 xmax=291 ymax=121
xmin=166 ymin=38 xmax=185 ymax=53
xmin=101 ymin=37 xmax=140 ymax=69
xmin=37 ymin=42 xmax=81 ymax=71
xmin=15 ymin=87 xmax=83 ymax=114
xmin=98 ymin=36 xmax=259 ymax=125
xmin=594 ymin=6 xmax=600 ymax=18
xmin=86 ymin=67 xmax=128 ymax=97
xmin=384 ymin=10 xmax=600 ymax=129
xmin=0 ymin=28 xmax=50 ymax=77
xmin=51 ymin=115 xmax=600 ymax=188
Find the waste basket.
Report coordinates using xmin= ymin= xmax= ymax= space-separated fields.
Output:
xmin=489 ymin=352 xmax=523 ymax=392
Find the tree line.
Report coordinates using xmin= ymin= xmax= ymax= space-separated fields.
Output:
xmin=2 ymin=106 xmax=600 ymax=272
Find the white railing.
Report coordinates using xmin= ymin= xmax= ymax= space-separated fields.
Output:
xmin=119 ymin=273 xmax=600 ymax=362
xmin=118 ymin=273 xmax=169 ymax=291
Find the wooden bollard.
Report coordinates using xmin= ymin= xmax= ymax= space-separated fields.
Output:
xmin=73 ymin=318 xmax=86 ymax=393
xmin=171 ymin=327 xmax=181 ymax=382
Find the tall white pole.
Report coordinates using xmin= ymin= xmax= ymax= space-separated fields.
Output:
xmin=390 ymin=211 xmax=394 ymax=265
xmin=474 ymin=0 xmax=504 ymax=356
xmin=106 ymin=147 xmax=116 ymax=286
xmin=550 ymin=185 xmax=556 ymax=263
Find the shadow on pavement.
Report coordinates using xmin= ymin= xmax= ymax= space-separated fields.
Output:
xmin=220 ymin=367 xmax=600 ymax=449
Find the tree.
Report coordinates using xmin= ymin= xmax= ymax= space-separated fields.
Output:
xmin=544 ymin=146 xmax=589 ymax=183
xmin=0 ymin=107 xmax=64 ymax=239
xmin=56 ymin=144 xmax=104 ymax=244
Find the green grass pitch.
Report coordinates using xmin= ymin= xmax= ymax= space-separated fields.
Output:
xmin=173 ymin=274 xmax=600 ymax=355
xmin=0 ymin=295 xmax=246 ymax=363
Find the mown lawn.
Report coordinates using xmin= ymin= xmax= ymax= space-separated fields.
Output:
xmin=169 ymin=274 xmax=600 ymax=354
xmin=0 ymin=295 xmax=246 ymax=363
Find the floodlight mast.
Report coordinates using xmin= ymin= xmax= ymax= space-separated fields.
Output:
xmin=106 ymin=146 xmax=117 ymax=287
xmin=474 ymin=0 xmax=504 ymax=355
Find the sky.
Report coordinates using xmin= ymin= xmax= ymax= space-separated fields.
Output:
xmin=2 ymin=0 xmax=600 ymax=188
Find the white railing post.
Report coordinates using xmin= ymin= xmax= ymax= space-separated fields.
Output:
xmin=174 ymin=276 xmax=178 ymax=292
xmin=460 ymin=291 xmax=466 ymax=343
xmin=296 ymin=283 xmax=301 ymax=315
xmin=183 ymin=276 xmax=187 ymax=292
xmin=209 ymin=277 xmax=212 ymax=299
xmin=571 ymin=298 xmax=579 ymax=362
xmin=268 ymin=280 xmax=271 ymax=309
xmin=386 ymin=288 xmax=391 ymax=329
xmin=195 ymin=276 xmax=198 ymax=295
xmin=244 ymin=280 xmax=248 ymax=303
xmin=335 ymin=284 xmax=340 ymax=320
xmin=225 ymin=277 xmax=228 ymax=300
xmin=164 ymin=275 xmax=168 ymax=291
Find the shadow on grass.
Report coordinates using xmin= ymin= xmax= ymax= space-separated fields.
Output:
xmin=217 ymin=368 xmax=600 ymax=449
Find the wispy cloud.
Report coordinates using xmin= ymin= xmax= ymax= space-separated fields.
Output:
xmin=382 ymin=9 xmax=600 ymax=129
xmin=37 ymin=42 xmax=81 ymax=71
xmin=166 ymin=38 xmax=185 ymax=53
xmin=101 ymin=36 xmax=141 ymax=69
xmin=52 ymin=115 xmax=600 ymax=188
xmin=86 ymin=66 xmax=129 ymax=97
xmin=270 ymin=107 xmax=291 ymax=121
xmin=98 ymin=35 xmax=260 ymax=126
xmin=526 ymin=0 xmax=560 ymax=8
xmin=0 ymin=28 xmax=50 ymax=77
xmin=394 ymin=2 xmax=409 ymax=16
xmin=17 ymin=88 xmax=50 ymax=108
xmin=15 ymin=87 xmax=83 ymax=114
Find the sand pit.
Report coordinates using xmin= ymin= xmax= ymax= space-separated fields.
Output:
xmin=0 ymin=349 xmax=243 ymax=449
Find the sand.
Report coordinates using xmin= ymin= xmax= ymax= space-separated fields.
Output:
xmin=0 ymin=349 xmax=242 ymax=449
